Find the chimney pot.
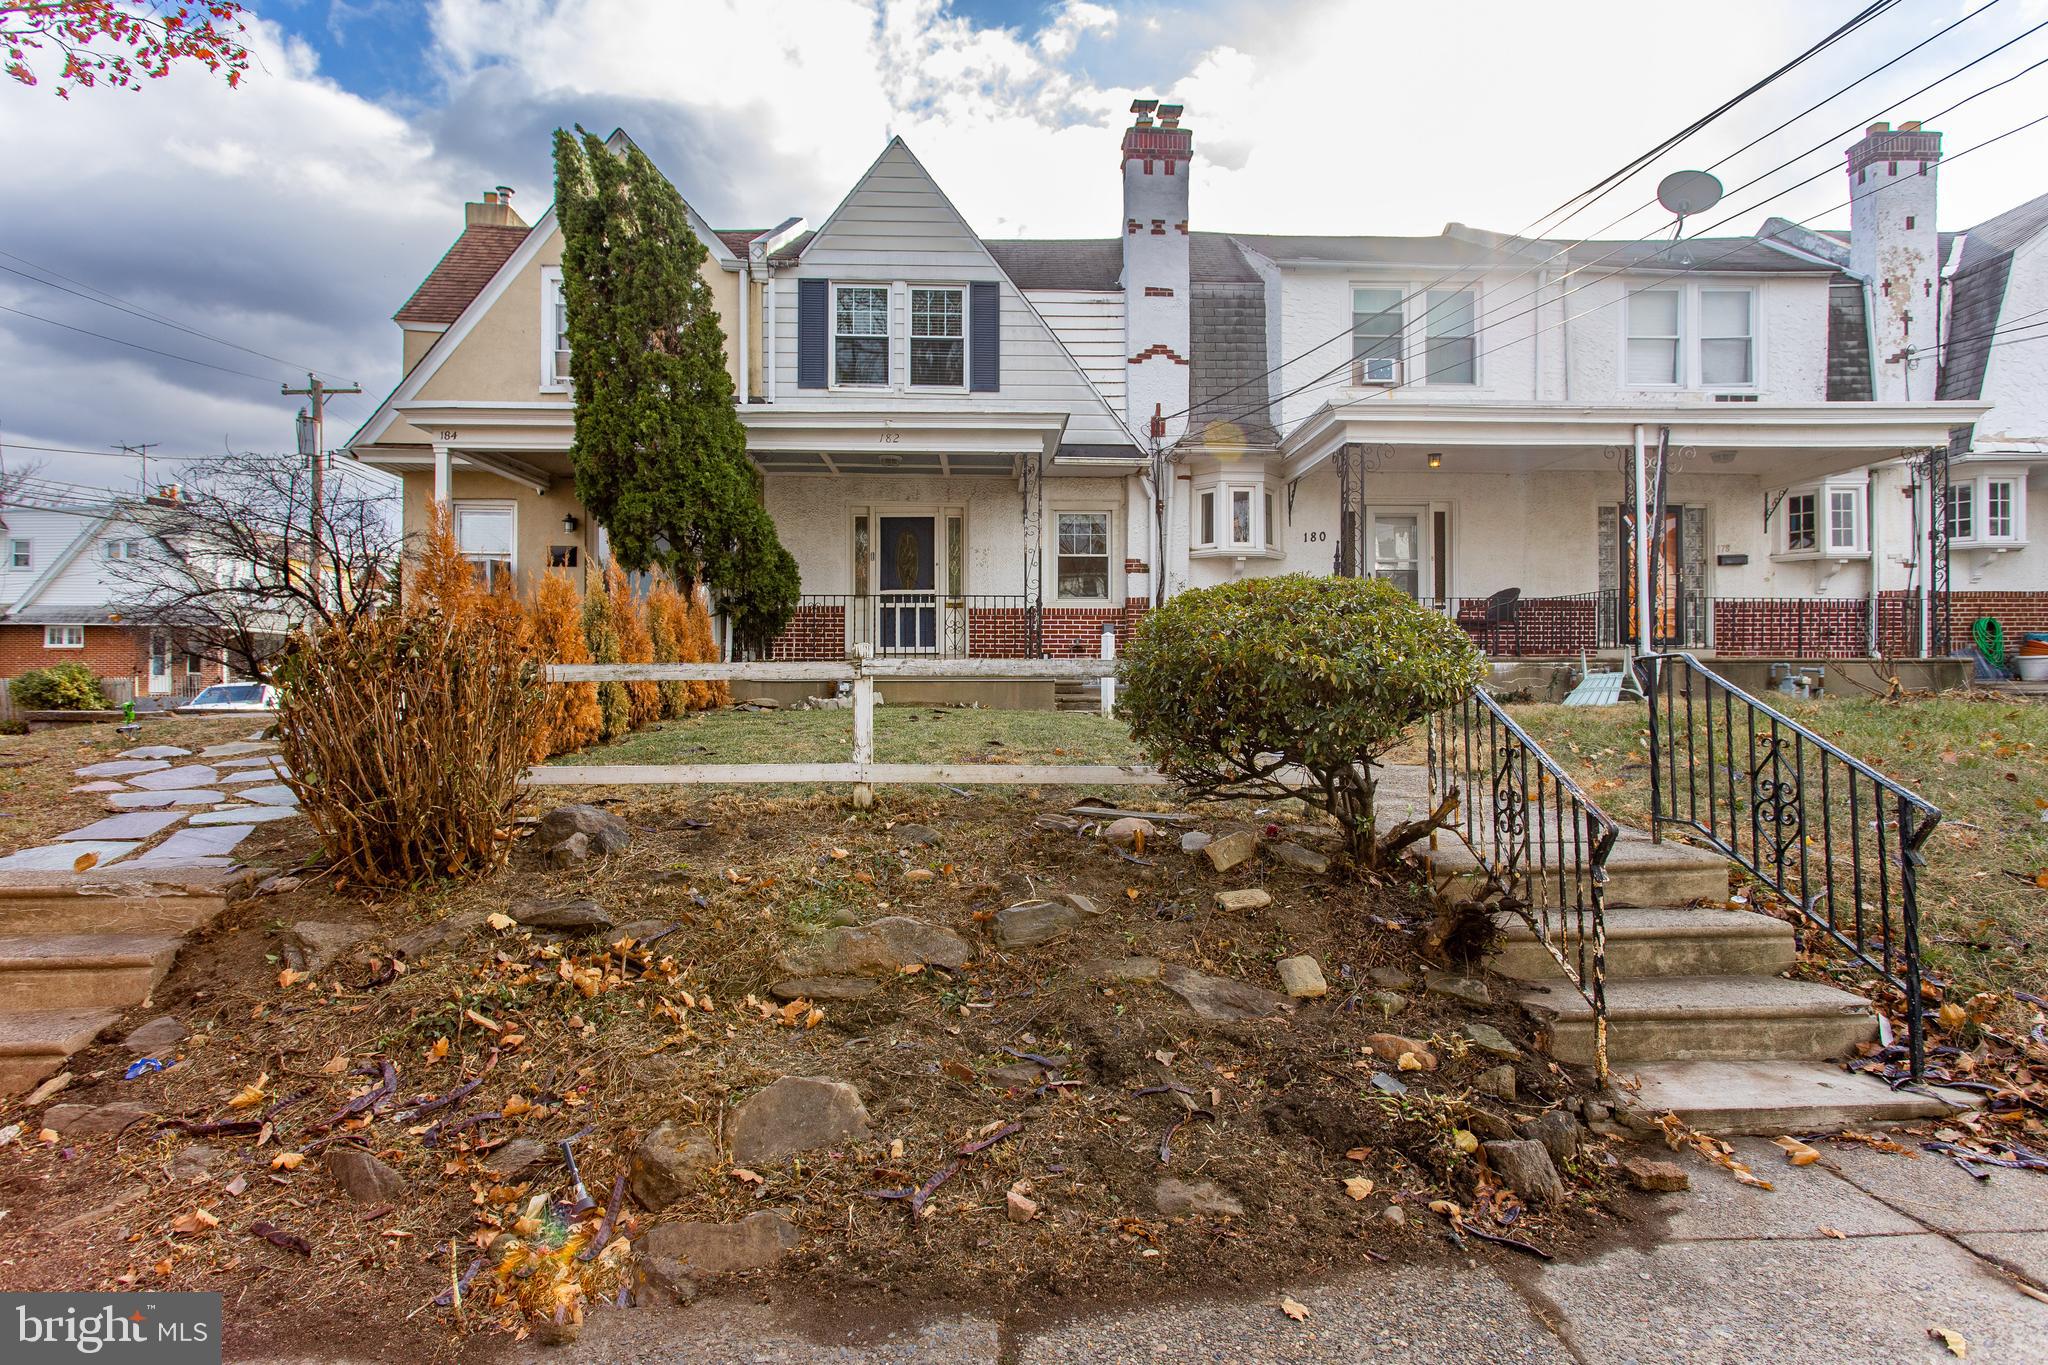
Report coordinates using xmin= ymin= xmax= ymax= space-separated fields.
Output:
xmin=483 ymin=190 xmax=499 ymax=205
xmin=1899 ymin=120 xmax=1920 ymax=132
xmin=1867 ymin=121 xmax=1890 ymax=136
xmin=496 ymin=185 xmax=515 ymax=202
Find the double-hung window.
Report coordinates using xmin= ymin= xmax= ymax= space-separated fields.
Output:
xmin=1626 ymin=288 xmax=1682 ymax=385
xmin=1778 ymin=480 xmax=1866 ymax=557
xmin=1827 ymin=488 xmax=1860 ymax=553
xmin=540 ymin=267 xmax=572 ymax=388
xmin=551 ymin=279 xmax=572 ymax=382
xmin=454 ymin=503 xmax=514 ymax=588
xmin=833 ymin=285 xmax=890 ymax=387
xmin=1985 ymin=479 xmax=2016 ymax=540
xmin=8 ymin=539 xmax=28 ymax=569
xmin=44 ymin=625 xmax=83 ymax=648
xmin=1055 ymin=511 xmax=1110 ymax=601
xmin=909 ymin=287 xmax=964 ymax=388
xmin=1945 ymin=484 xmax=1975 ymax=542
xmin=1424 ymin=288 xmax=1477 ymax=384
xmin=103 ymin=538 xmax=142 ymax=562
xmin=1784 ymin=493 xmax=1816 ymax=552
xmin=1701 ymin=289 xmax=1754 ymax=385
xmin=1352 ymin=287 xmax=1404 ymax=383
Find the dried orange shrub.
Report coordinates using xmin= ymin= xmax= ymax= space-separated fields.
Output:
xmin=681 ymin=583 xmax=730 ymax=708
xmin=409 ymin=503 xmax=482 ymax=617
xmin=605 ymin=561 xmax=662 ymax=730
xmin=644 ymin=574 xmax=694 ymax=719
xmin=527 ymin=570 xmax=602 ymax=759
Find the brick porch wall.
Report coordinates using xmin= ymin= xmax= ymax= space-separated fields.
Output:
xmin=767 ymin=601 xmax=1155 ymax=661
xmin=768 ymin=603 xmax=845 ymax=661
xmin=1711 ymin=599 xmax=1872 ymax=658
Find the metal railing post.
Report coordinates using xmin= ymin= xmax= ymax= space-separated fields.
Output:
xmin=850 ymin=644 xmax=875 ymax=810
xmin=1099 ymin=624 xmax=1117 ymax=717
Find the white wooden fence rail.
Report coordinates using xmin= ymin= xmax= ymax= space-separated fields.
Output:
xmin=537 ymin=631 xmax=1156 ymax=804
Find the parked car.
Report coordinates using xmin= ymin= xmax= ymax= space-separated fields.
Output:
xmin=177 ymin=682 xmax=279 ymax=714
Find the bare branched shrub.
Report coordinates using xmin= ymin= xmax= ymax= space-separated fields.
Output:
xmin=277 ymin=609 xmax=542 ymax=887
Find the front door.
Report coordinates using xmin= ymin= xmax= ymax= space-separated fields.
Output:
xmin=1369 ymin=509 xmax=1423 ymax=599
xmin=876 ymin=515 xmax=938 ymax=652
xmin=1620 ymin=508 xmax=1684 ymax=648
xmin=147 ymin=632 xmax=173 ymax=695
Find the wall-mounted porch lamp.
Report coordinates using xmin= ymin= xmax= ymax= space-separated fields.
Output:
xmin=562 ymin=513 xmax=579 ymax=534
xmin=1426 ymin=451 xmax=1442 ymax=469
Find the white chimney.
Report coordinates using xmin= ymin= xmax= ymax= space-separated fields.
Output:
xmin=1846 ymin=120 xmax=1941 ymax=401
xmin=1121 ymin=99 xmax=1192 ymax=445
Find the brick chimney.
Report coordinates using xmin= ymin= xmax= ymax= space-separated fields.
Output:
xmin=1121 ymin=99 xmax=1192 ymax=445
xmin=465 ymin=185 xmax=526 ymax=229
xmin=1846 ymin=120 xmax=1941 ymax=400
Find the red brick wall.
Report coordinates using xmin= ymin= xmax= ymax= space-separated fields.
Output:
xmin=768 ymin=603 xmax=845 ymax=661
xmin=0 ymin=624 xmax=227 ymax=698
xmin=1712 ymin=599 xmax=1872 ymax=658
xmin=1454 ymin=595 xmax=1601 ymax=655
xmin=767 ymin=601 xmax=1157 ymax=661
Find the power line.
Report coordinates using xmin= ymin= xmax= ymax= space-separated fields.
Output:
xmin=1181 ymin=7 xmax=2048 ymax=432
xmin=0 ymin=254 xmax=347 ymax=383
xmin=1164 ymin=0 xmax=1914 ymax=425
xmin=0 ymin=301 xmax=286 ymax=384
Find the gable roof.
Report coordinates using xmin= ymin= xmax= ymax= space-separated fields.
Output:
xmin=1940 ymin=189 xmax=2048 ymax=402
xmin=393 ymin=224 xmax=533 ymax=326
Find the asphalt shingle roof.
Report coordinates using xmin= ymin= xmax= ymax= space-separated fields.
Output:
xmin=393 ymin=224 xmax=533 ymax=326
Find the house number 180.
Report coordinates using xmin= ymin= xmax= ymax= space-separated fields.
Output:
xmin=1302 ymin=530 xmax=1327 ymax=542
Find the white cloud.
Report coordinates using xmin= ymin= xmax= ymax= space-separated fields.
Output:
xmin=5 ymin=0 xmax=2048 ymax=472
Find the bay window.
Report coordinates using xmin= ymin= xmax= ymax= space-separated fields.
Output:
xmin=1191 ymin=476 xmax=1276 ymax=554
xmin=1944 ymin=484 xmax=1974 ymax=542
xmin=1986 ymin=478 xmax=2015 ymax=540
xmin=1944 ymin=469 xmax=2028 ymax=547
xmin=909 ymin=287 xmax=964 ymax=387
xmin=833 ymin=285 xmax=890 ymax=386
xmin=1776 ymin=478 xmax=1865 ymax=558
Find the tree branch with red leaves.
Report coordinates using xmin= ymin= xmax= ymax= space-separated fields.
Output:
xmin=3 ymin=1 xmax=249 ymax=96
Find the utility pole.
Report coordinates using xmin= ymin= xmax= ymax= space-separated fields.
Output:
xmin=114 ymin=442 xmax=160 ymax=497
xmin=281 ymin=374 xmax=361 ymax=611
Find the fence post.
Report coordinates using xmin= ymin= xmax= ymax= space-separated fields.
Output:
xmin=1099 ymin=624 xmax=1117 ymax=718
xmin=850 ymin=644 xmax=875 ymax=810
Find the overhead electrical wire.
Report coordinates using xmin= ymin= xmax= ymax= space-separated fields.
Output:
xmin=0 ymin=301 xmax=289 ymax=384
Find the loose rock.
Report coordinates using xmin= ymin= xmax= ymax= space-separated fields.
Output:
xmin=1179 ymin=830 xmax=1212 ymax=854
xmin=1202 ymin=830 xmax=1258 ymax=873
xmin=546 ymin=832 xmax=592 ymax=867
xmin=1153 ymin=1178 xmax=1244 ymax=1218
xmin=324 ymin=1147 xmax=405 ymax=1204
xmin=391 ymin=911 xmax=489 ymax=959
xmin=1425 ymin=970 xmax=1491 ymax=1006
xmin=1622 ymin=1156 xmax=1690 ymax=1192
xmin=642 ymin=1210 xmax=799 ymax=1279
xmin=1076 ymin=956 xmax=1161 ymax=984
xmin=484 ymin=1139 xmax=554 ymax=1178
xmin=509 ymin=898 xmax=616 ymax=933
xmin=992 ymin=900 xmax=1082 ymax=949
xmin=121 ymin=1015 xmax=189 ymax=1053
xmin=1103 ymin=817 xmax=1155 ymax=849
xmin=1361 ymin=1033 xmax=1437 ymax=1071
xmin=630 ymin=1122 xmax=717 ymax=1211
xmin=1007 ymin=1189 xmax=1039 ymax=1223
xmin=1276 ymin=955 xmax=1327 ymax=999
xmin=892 ymin=824 xmax=943 ymax=848
xmin=1367 ymin=966 xmax=1415 ymax=991
xmin=281 ymin=921 xmax=374 ymax=975
xmin=1264 ymin=842 xmax=1331 ymax=875
xmin=535 ymin=803 xmax=631 ymax=860
xmin=1484 ymin=1139 xmax=1565 ymax=1207
xmin=1213 ymin=888 xmax=1272 ymax=912
xmin=1462 ymin=1022 xmax=1521 ymax=1058
xmin=1364 ymin=991 xmax=1408 ymax=1018
xmin=1520 ymin=1109 xmax=1583 ymax=1167
xmin=1475 ymin=1065 xmax=1518 ymax=1101
xmin=728 ymin=1076 xmax=872 ymax=1166
xmin=1380 ymin=1204 xmax=1407 ymax=1227
xmin=768 ymin=976 xmax=879 ymax=1002
xmin=42 ymin=1102 xmax=153 ymax=1137
xmin=1159 ymin=964 xmax=1286 ymax=1023
xmin=776 ymin=916 xmax=974 ymax=978
xmin=1062 ymin=893 xmax=1102 ymax=916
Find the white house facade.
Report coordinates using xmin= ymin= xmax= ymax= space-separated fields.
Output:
xmin=349 ymin=106 xmax=2030 ymax=672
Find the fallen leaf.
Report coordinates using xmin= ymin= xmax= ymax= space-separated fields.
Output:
xmin=486 ymin=912 xmax=516 ymax=931
xmin=73 ymin=851 xmax=99 ymax=873
xmin=941 ymin=1059 xmax=975 ymax=1083
xmin=169 ymin=1208 xmax=220 ymax=1236
xmin=1342 ymin=1177 xmax=1374 ymax=1201
xmin=429 ymin=1036 xmax=449 ymax=1061
xmin=1345 ymin=1147 xmax=1371 ymax=1162
xmin=226 ymin=1073 xmax=269 ymax=1110
xmin=1818 ymin=1226 xmax=1845 ymax=1239
xmin=1279 ymin=1296 xmax=1310 ymax=1322
xmin=1007 ymin=1189 xmax=1039 ymax=1222
xmin=1937 ymin=1002 xmax=1969 ymax=1032
xmin=498 ymin=1095 xmax=533 ymax=1118
xmin=1772 ymin=1136 xmax=1820 ymax=1166
xmin=731 ymin=1168 xmax=764 ymax=1185
xmin=1929 ymin=1326 xmax=1968 ymax=1357
xmin=224 ymin=1175 xmax=248 ymax=1197
xmin=318 ymin=1054 xmax=348 ymax=1075
xmin=277 ymin=968 xmax=304 ymax=989
xmin=270 ymin=1152 xmax=305 ymax=1171
xmin=1451 ymin=1129 xmax=1478 ymax=1155
xmin=804 ymin=1008 xmax=824 ymax=1030
xmin=888 ymin=1138 xmax=905 ymax=1160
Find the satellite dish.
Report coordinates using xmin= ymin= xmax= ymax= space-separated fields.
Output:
xmin=1658 ymin=170 xmax=1724 ymax=218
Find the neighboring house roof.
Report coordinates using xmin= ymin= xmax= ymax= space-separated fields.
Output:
xmin=1940 ymin=189 xmax=2048 ymax=402
xmin=1826 ymin=281 xmax=1873 ymax=402
xmin=393 ymin=224 xmax=533 ymax=326
xmin=714 ymin=229 xmax=768 ymax=257
xmin=982 ymin=239 xmax=1121 ymax=290
xmin=1564 ymin=237 xmax=1834 ymax=274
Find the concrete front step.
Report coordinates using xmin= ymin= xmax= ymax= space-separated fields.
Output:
xmin=0 ymin=1005 xmax=122 ymax=1094
xmin=1493 ymin=906 xmax=1797 ymax=982
xmin=1623 ymin=1059 xmax=1975 ymax=1135
xmin=0 ymin=934 xmax=182 ymax=1011
xmin=0 ymin=870 xmax=231 ymax=936
xmin=1518 ymin=974 xmax=1879 ymax=1067
xmin=1418 ymin=832 xmax=1729 ymax=909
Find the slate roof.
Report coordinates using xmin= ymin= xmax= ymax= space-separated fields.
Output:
xmin=1939 ymin=190 xmax=2048 ymax=402
xmin=393 ymin=224 xmax=533 ymax=325
xmin=1189 ymin=278 xmax=1279 ymax=448
xmin=1826 ymin=281 xmax=1872 ymax=402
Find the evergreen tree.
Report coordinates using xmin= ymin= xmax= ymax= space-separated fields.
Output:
xmin=552 ymin=127 xmax=799 ymax=655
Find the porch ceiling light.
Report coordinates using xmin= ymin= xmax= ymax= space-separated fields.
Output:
xmin=1426 ymin=451 xmax=1442 ymax=469
xmin=562 ymin=513 xmax=579 ymax=533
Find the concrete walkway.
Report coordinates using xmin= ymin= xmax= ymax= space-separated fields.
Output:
xmin=486 ymin=1136 xmax=2048 ymax=1365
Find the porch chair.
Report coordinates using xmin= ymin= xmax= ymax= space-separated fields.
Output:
xmin=1455 ymin=587 xmax=1522 ymax=656
xmin=1562 ymin=652 xmax=1645 ymax=707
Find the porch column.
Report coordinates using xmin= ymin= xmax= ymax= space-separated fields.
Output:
xmin=1022 ymin=450 xmax=1043 ymax=656
xmin=432 ymin=444 xmax=452 ymax=508
xmin=1631 ymin=424 xmax=1652 ymax=657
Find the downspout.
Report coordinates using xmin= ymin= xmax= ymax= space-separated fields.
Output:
xmin=1557 ymin=270 xmax=1572 ymax=403
xmin=763 ymin=263 xmax=777 ymax=404
xmin=1632 ymin=424 xmax=1652 ymax=657
xmin=736 ymin=257 xmax=750 ymax=403
xmin=1533 ymin=269 xmax=1549 ymax=401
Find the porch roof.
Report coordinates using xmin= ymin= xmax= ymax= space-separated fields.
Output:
xmin=1279 ymin=399 xmax=1995 ymax=484
xmin=740 ymin=406 xmax=1135 ymax=477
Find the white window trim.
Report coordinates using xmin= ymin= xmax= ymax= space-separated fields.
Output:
xmin=452 ymin=499 xmax=518 ymax=579
xmin=1945 ymin=471 xmax=2029 ymax=549
xmin=539 ymin=266 xmax=570 ymax=393
xmin=1772 ymin=477 xmax=1867 ymax=561
xmin=7 ymin=539 xmax=29 ymax=569
xmin=1189 ymin=473 xmax=1283 ymax=559
xmin=830 ymin=282 xmax=894 ymax=391
xmin=1048 ymin=505 xmax=1117 ymax=605
xmin=1619 ymin=279 xmax=1761 ymax=393
xmin=1347 ymin=283 xmax=1483 ymax=389
xmin=44 ymin=624 xmax=84 ymax=649
xmin=907 ymin=283 xmax=969 ymax=392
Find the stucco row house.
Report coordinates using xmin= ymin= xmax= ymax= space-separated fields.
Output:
xmin=346 ymin=105 xmax=2040 ymax=671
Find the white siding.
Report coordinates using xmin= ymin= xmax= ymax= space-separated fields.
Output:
xmin=765 ymin=141 xmax=1136 ymax=448
xmin=0 ymin=506 xmax=128 ymax=612
xmin=1025 ymin=289 xmax=1126 ymax=412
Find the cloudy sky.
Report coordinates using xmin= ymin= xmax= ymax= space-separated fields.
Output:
xmin=4 ymin=0 xmax=2047 ymax=490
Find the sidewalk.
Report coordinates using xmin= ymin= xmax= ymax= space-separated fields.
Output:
xmin=500 ymin=1136 xmax=2048 ymax=1365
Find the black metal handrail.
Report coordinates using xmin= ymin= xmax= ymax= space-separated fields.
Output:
xmin=1637 ymin=652 xmax=1942 ymax=1078
xmin=1427 ymin=686 xmax=1620 ymax=1078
